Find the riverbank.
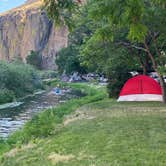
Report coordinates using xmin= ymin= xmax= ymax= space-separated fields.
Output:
xmin=0 ymin=83 xmax=106 ymax=154
xmin=0 ymin=85 xmax=81 ymax=138
xmin=0 ymin=83 xmax=166 ymax=165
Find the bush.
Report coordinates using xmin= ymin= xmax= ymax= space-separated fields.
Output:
xmin=0 ymin=89 xmax=15 ymax=104
xmin=0 ymin=61 xmax=43 ymax=104
xmin=39 ymin=70 xmax=58 ymax=79
xmin=56 ymin=46 xmax=87 ymax=74
xmin=107 ymin=65 xmax=132 ymax=98
xmin=26 ymin=50 xmax=42 ymax=70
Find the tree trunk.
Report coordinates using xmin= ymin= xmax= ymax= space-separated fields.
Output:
xmin=144 ymin=41 xmax=166 ymax=103
xmin=142 ymin=66 xmax=147 ymax=75
xmin=139 ymin=59 xmax=147 ymax=75
xmin=157 ymin=73 xmax=166 ymax=103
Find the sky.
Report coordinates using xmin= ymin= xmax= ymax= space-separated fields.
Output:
xmin=0 ymin=0 xmax=26 ymax=13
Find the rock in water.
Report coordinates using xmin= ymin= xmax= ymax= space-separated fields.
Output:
xmin=0 ymin=0 xmax=68 ymax=69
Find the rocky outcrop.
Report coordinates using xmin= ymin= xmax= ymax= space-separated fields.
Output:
xmin=0 ymin=0 xmax=68 ymax=69
xmin=25 ymin=0 xmax=39 ymax=4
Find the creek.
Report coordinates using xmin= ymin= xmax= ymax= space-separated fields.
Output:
xmin=0 ymin=88 xmax=82 ymax=138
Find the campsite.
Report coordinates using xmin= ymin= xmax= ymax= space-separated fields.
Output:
xmin=0 ymin=0 xmax=166 ymax=165
xmin=0 ymin=82 xmax=166 ymax=165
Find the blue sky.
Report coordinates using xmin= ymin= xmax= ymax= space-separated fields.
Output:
xmin=0 ymin=0 xmax=26 ymax=13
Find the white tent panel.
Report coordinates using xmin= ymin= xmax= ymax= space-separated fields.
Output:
xmin=117 ymin=94 xmax=162 ymax=102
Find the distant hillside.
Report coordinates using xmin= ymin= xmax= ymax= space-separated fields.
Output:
xmin=0 ymin=0 xmax=68 ymax=69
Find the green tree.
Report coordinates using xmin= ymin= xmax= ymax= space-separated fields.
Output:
xmin=55 ymin=3 xmax=92 ymax=75
xmin=87 ymin=0 xmax=166 ymax=102
xmin=26 ymin=50 xmax=42 ymax=70
xmin=81 ymin=37 xmax=138 ymax=97
xmin=56 ymin=46 xmax=86 ymax=74
xmin=0 ymin=61 xmax=43 ymax=104
xmin=43 ymin=0 xmax=82 ymax=30
xmin=44 ymin=0 xmax=166 ymax=102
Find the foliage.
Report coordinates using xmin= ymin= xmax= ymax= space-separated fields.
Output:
xmin=38 ymin=70 xmax=58 ymax=79
xmin=0 ymin=89 xmax=15 ymax=104
xmin=87 ymin=0 xmax=166 ymax=100
xmin=26 ymin=50 xmax=42 ymax=70
xmin=56 ymin=46 xmax=87 ymax=74
xmin=56 ymin=4 xmax=94 ymax=75
xmin=0 ymin=61 xmax=43 ymax=104
xmin=107 ymin=66 xmax=131 ymax=98
xmin=82 ymin=0 xmax=166 ymax=100
xmin=81 ymin=35 xmax=135 ymax=97
xmin=105 ymin=48 xmax=133 ymax=98
xmin=43 ymin=0 xmax=81 ymax=30
xmin=43 ymin=0 xmax=166 ymax=100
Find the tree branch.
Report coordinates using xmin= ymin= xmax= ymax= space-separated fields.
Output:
xmin=149 ymin=31 xmax=161 ymax=58
xmin=115 ymin=41 xmax=148 ymax=52
xmin=144 ymin=41 xmax=157 ymax=70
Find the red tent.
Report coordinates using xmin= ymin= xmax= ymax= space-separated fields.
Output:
xmin=117 ymin=75 xmax=162 ymax=101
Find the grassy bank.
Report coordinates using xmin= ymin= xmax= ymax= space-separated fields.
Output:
xmin=0 ymin=83 xmax=106 ymax=155
xmin=0 ymin=83 xmax=166 ymax=165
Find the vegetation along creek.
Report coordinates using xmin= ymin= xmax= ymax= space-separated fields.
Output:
xmin=0 ymin=87 xmax=84 ymax=139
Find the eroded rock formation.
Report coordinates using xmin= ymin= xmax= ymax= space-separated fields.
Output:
xmin=0 ymin=0 xmax=68 ymax=69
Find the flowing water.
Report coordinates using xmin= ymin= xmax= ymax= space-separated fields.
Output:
xmin=0 ymin=88 xmax=82 ymax=138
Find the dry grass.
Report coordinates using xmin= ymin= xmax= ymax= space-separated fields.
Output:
xmin=63 ymin=110 xmax=95 ymax=126
xmin=4 ymin=143 xmax=35 ymax=157
xmin=48 ymin=153 xmax=75 ymax=164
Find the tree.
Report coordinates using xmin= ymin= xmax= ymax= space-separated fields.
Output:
xmin=43 ymin=0 xmax=166 ymax=102
xmin=81 ymin=36 xmax=138 ymax=97
xmin=26 ymin=50 xmax=42 ymax=70
xmin=87 ymin=0 xmax=166 ymax=102
xmin=56 ymin=46 xmax=86 ymax=74
xmin=0 ymin=61 xmax=43 ymax=104
xmin=51 ymin=2 xmax=92 ymax=75
xmin=43 ymin=0 xmax=82 ymax=30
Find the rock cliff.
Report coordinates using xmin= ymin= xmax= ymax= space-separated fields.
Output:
xmin=0 ymin=0 xmax=68 ymax=69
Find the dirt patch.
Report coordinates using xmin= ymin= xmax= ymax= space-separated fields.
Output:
xmin=77 ymin=151 xmax=95 ymax=161
xmin=48 ymin=153 xmax=75 ymax=164
xmin=5 ymin=148 xmax=19 ymax=157
xmin=4 ymin=143 xmax=35 ymax=157
xmin=63 ymin=110 xmax=95 ymax=126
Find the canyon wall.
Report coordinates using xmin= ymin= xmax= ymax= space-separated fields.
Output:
xmin=0 ymin=0 xmax=68 ymax=69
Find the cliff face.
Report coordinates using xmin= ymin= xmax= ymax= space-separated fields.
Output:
xmin=0 ymin=0 xmax=68 ymax=69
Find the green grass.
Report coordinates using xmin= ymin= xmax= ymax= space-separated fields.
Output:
xmin=0 ymin=84 xmax=166 ymax=166
xmin=0 ymin=83 xmax=106 ymax=155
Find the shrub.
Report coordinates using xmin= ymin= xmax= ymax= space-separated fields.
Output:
xmin=107 ymin=65 xmax=132 ymax=98
xmin=56 ymin=46 xmax=87 ymax=74
xmin=26 ymin=50 xmax=42 ymax=70
xmin=39 ymin=70 xmax=58 ymax=79
xmin=0 ymin=88 xmax=15 ymax=104
xmin=0 ymin=61 xmax=43 ymax=104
